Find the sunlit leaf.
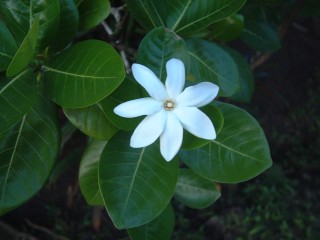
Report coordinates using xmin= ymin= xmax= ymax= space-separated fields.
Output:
xmin=0 ymin=21 xmax=18 ymax=72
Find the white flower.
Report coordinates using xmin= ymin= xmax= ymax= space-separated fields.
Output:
xmin=114 ymin=58 xmax=219 ymax=161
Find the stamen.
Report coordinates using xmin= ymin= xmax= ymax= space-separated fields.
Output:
xmin=164 ymin=100 xmax=175 ymax=110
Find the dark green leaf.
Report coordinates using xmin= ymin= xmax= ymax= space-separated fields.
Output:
xmin=128 ymin=204 xmax=175 ymax=240
xmin=174 ymin=169 xmax=221 ymax=209
xmin=6 ymin=16 xmax=39 ymax=77
xmin=186 ymin=39 xmax=240 ymax=97
xmin=211 ymin=14 xmax=244 ymax=42
xmin=78 ymin=0 xmax=110 ymax=30
xmin=99 ymin=131 xmax=179 ymax=229
xmin=180 ymin=102 xmax=272 ymax=183
xmin=43 ymin=40 xmax=125 ymax=108
xmin=0 ymin=69 xmax=37 ymax=133
xmin=0 ymin=89 xmax=60 ymax=215
xmin=0 ymin=21 xmax=18 ymax=72
xmin=79 ymin=140 xmax=107 ymax=206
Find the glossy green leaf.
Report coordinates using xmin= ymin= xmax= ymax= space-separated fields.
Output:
xmin=241 ymin=21 xmax=281 ymax=51
xmin=0 ymin=0 xmax=60 ymax=51
xmin=99 ymin=131 xmax=179 ymax=229
xmin=78 ymin=0 xmax=110 ymax=30
xmin=186 ymin=39 xmax=240 ymax=97
xmin=0 ymin=21 xmax=18 ymax=72
xmin=181 ymin=104 xmax=224 ymax=150
xmin=211 ymin=14 xmax=244 ymax=42
xmin=137 ymin=27 xmax=188 ymax=81
xmin=174 ymin=169 xmax=221 ymax=209
xmin=180 ymin=102 xmax=272 ymax=183
xmin=6 ymin=16 xmax=39 ymax=77
xmin=63 ymin=102 xmax=118 ymax=140
xmin=43 ymin=40 xmax=125 ymax=108
xmin=50 ymin=0 xmax=79 ymax=51
xmin=128 ymin=204 xmax=175 ymax=240
xmin=126 ymin=0 xmax=246 ymax=35
xmin=0 ymin=69 xmax=37 ymax=133
xmin=79 ymin=140 xmax=107 ymax=206
xmin=0 ymin=90 xmax=60 ymax=215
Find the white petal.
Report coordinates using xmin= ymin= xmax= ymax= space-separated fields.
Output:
xmin=132 ymin=63 xmax=168 ymax=100
xmin=160 ymin=112 xmax=183 ymax=161
xmin=176 ymin=82 xmax=219 ymax=107
xmin=174 ymin=107 xmax=216 ymax=140
xmin=130 ymin=109 xmax=166 ymax=148
xmin=114 ymin=98 xmax=162 ymax=118
xmin=165 ymin=58 xmax=185 ymax=98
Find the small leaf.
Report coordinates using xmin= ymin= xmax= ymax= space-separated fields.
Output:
xmin=0 ymin=21 xmax=18 ymax=72
xmin=180 ymin=102 xmax=272 ymax=183
xmin=99 ymin=131 xmax=179 ymax=229
xmin=6 ymin=16 xmax=39 ymax=77
xmin=186 ymin=39 xmax=240 ymax=97
xmin=43 ymin=40 xmax=125 ymax=108
xmin=78 ymin=0 xmax=110 ymax=30
xmin=0 ymin=89 xmax=60 ymax=215
xmin=79 ymin=140 xmax=107 ymax=206
xmin=128 ymin=204 xmax=175 ymax=240
xmin=174 ymin=169 xmax=221 ymax=209
xmin=211 ymin=14 xmax=244 ymax=42
xmin=0 ymin=69 xmax=37 ymax=133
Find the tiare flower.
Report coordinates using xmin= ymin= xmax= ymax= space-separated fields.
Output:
xmin=114 ymin=58 xmax=219 ymax=161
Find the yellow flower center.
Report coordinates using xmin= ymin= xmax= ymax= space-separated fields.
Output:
xmin=164 ymin=99 xmax=175 ymax=111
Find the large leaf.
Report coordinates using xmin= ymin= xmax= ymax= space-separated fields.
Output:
xmin=0 ymin=69 xmax=37 ymax=133
xmin=0 ymin=0 xmax=60 ymax=51
xmin=43 ymin=40 xmax=125 ymax=108
xmin=174 ymin=169 xmax=221 ymax=209
xmin=6 ymin=16 xmax=39 ymax=77
xmin=128 ymin=204 xmax=175 ymax=240
xmin=126 ymin=0 xmax=247 ymax=35
xmin=79 ymin=140 xmax=107 ymax=206
xmin=211 ymin=14 xmax=244 ymax=42
xmin=0 ymin=21 xmax=18 ymax=72
xmin=78 ymin=0 xmax=110 ymax=30
xmin=99 ymin=131 xmax=179 ymax=229
xmin=180 ymin=102 xmax=272 ymax=183
xmin=186 ymin=39 xmax=240 ymax=97
xmin=137 ymin=27 xmax=188 ymax=81
xmin=0 ymin=89 xmax=60 ymax=215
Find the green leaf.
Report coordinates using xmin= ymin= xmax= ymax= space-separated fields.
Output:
xmin=0 ymin=69 xmax=37 ymax=133
xmin=181 ymin=104 xmax=224 ymax=150
xmin=0 ymin=0 xmax=60 ymax=51
xmin=78 ymin=0 xmax=110 ymax=30
xmin=63 ymin=102 xmax=118 ymax=140
xmin=43 ymin=40 xmax=125 ymax=108
xmin=6 ymin=16 xmax=39 ymax=77
xmin=180 ymin=102 xmax=272 ymax=183
xmin=128 ymin=204 xmax=175 ymax=240
xmin=211 ymin=14 xmax=244 ymax=42
xmin=99 ymin=131 xmax=179 ymax=229
xmin=137 ymin=27 xmax=188 ymax=81
xmin=50 ymin=0 xmax=79 ymax=51
xmin=241 ymin=21 xmax=281 ymax=51
xmin=0 ymin=21 xmax=18 ymax=72
xmin=0 ymin=89 xmax=60 ymax=215
xmin=79 ymin=140 xmax=107 ymax=206
xmin=186 ymin=39 xmax=240 ymax=97
xmin=174 ymin=169 xmax=221 ymax=209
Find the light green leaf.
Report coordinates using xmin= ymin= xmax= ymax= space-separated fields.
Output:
xmin=186 ymin=39 xmax=240 ymax=97
xmin=43 ymin=40 xmax=125 ymax=108
xmin=0 ymin=89 xmax=60 ymax=215
xmin=128 ymin=204 xmax=175 ymax=240
xmin=79 ymin=140 xmax=107 ymax=206
xmin=99 ymin=131 xmax=179 ymax=229
xmin=0 ymin=69 xmax=37 ymax=133
xmin=241 ymin=21 xmax=281 ymax=51
xmin=6 ymin=16 xmax=39 ymax=77
xmin=211 ymin=14 xmax=244 ymax=42
xmin=174 ymin=169 xmax=221 ymax=209
xmin=78 ymin=0 xmax=110 ymax=30
xmin=0 ymin=21 xmax=18 ymax=72
xmin=180 ymin=102 xmax=272 ymax=183
xmin=137 ymin=27 xmax=188 ymax=81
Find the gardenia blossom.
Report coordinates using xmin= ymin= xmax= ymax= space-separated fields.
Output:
xmin=114 ymin=58 xmax=219 ymax=161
